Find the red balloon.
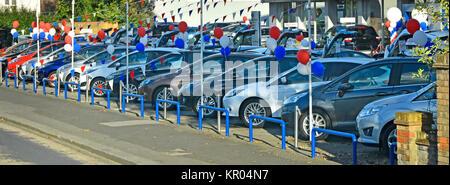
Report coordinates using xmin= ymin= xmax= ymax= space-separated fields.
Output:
xmin=65 ymin=35 xmax=72 ymax=44
xmin=178 ymin=21 xmax=188 ymax=33
xmin=297 ymin=50 xmax=310 ymax=65
xmin=169 ymin=25 xmax=175 ymax=31
xmin=13 ymin=21 xmax=19 ymax=29
xmin=98 ymin=30 xmax=106 ymax=40
xmin=406 ymin=19 xmax=420 ymax=35
xmin=39 ymin=21 xmax=45 ymax=29
xmin=269 ymin=26 xmax=281 ymax=40
xmin=138 ymin=27 xmax=146 ymax=37
xmin=62 ymin=20 xmax=67 ymax=26
xmin=64 ymin=26 xmax=71 ymax=34
xmin=243 ymin=16 xmax=247 ymax=22
xmin=214 ymin=27 xmax=223 ymax=39
xmin=44 ymin=23 xmax=51 ymax=32
xmin=296 ymin=35 xmax=304 ymax=41
xmin=31 ymin=21 xmax=37 ymax=28
xmin=139 ymin=20 xmax=143 ymax=26
xmin=385 ymin=20 xmax=391 ymax=28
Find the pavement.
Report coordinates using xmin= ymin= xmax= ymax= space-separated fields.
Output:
xmin=0 ymin=82 xmax=339 ymax=165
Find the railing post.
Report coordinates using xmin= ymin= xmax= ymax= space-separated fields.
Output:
xmin=249 ymin=118 xmax=253 ymax=143
xmin=57 ymin=71 xmax=61 ymax=96
xmin=85 ymin=76 xmax=90 ymax=103
xmin=43 ymin=79 xmax=46 ymax=95
xmin=311 ymin=130 xmax=316 ymax=158
xmin=198 ymin=106 xmax=203 ymax=131
xmin=119 ymin=80 xmax=123 ymax=112
xmin=217 ymin=95 xmax=221 ymax=133
xmin=164 ymin=87 xmax=167 ymax=119
xmin=295 ymin=106 xmax=300 ymax=148
xmin=0 ymin=63 xmax=3 ymax=86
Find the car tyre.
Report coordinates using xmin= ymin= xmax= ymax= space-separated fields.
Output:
xmin=192 ymin=95 xmax=218 ymax=118
xmin=380 ymin=123 xmax=397 ymax=156
xmin=47 ymin=71 xmax=57 ymax=87
xmin=90 ymin=78 xmax=108 ymax=97
xmin=66 ymin=73 xmax=80 ymax=91
xmin=298 ymin=109 xmax=331 ymax=140
xmin=240 ymin=98 xmax=272 ymax=128
xmin=153 ymin=86 xmax=175 ymax=110
xmin=121 ymin=80 xmax=139 ymax=101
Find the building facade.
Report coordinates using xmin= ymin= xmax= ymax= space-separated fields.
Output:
xmin=0 ymin=0 xmax=40 ymax=11
xmin=261 ymin=0 xmax=423 ymax=42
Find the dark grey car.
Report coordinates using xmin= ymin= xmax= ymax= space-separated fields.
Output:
xmin=281 ymin=57 xmax=435 ymax=140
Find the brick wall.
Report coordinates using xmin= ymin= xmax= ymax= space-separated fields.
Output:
xmin=395 ymin=111 xmax=437 ymax=165
xmin=433 ymin=54 xmax=449 ymax=165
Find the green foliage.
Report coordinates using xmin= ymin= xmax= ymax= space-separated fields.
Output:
xmin=411 ymin=0 xmax=449 ymax=67
xmin=0 ymin=6 xmax=36 ymax=34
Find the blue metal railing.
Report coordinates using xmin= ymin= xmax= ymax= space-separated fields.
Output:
xmin=5 ymin=71 xmax=17 ymax=88
xmin=249 ymin=115 xmax=287 ymax=150
xmin=155 ymin=99 xmax=181 ymax=125
xmin=311 ymin=128 xmax=358 ymax=165
xmin=22 ymin=75 xmax=36 ymax=93
xmin=122 ymin=93 xmax=144 ymax=117
xmin=64 ymin=81 xmax=81 ymax=102
xmin=42 ymin=78 xmax=58 ymax=97
xmin=390 ymin=142 xmax=397 ymax=165
xmin=91 ymin=86 xmax=111 ymax=109
xmin=198 ymin=105 xmax=229 ymax=136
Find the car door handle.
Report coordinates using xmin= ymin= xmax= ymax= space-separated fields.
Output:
xmin=394 ymin=90 xmax=411 ymax=94
xmin=375 ymin=92 xmax=390 ymax=96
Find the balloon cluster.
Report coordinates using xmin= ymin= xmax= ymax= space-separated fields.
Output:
xmin=11 ymin=21 xmax=20 ymax=39
xmin=296 ymin=32 xmax=323 ymax=76
xmin=214 ymin=27 xmax=232 ymax=57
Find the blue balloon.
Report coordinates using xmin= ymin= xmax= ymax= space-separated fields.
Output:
xmin=274 ymin=46 xmax=286 ymax=61
xmin=59 ymin=53 xmax=64 ymax=59
xmin=130 ymin=23 xmax=134 ymax=28
xmin=39 ymin=32 xmax=45 ymax=39
xmin=47 ymin=34 xmax=53 ymax=41
xmin=74 ymin=44 xmax=81 ymax=52
xmin=29 ymin=28 xmax=33 ymax=33
xmin=311 ymin=41 xmax=316 ymax=50
xmin=203 ymin=35 xmax=210 ymax=42
xmin=120 ymin=75 xmax=125 ymax=82
xmin=32 ymin=34 xmax=38 ymax=40
xmin=420 ymin=22 xmax=428 ymax=31
xmin=13 ymin=32 xmax=19 ymax=38
xmin=211 ymin=39 xmax=216 ymax=48
xmin=175 ymin=38 xmax=185 ymax=49
xmin=312 ymin=62 xmax=325 ymax=77
xmin=136 ymin=42 xmax=145 ymax=52
xmin=225 ymin=46 xmax=231 ymax=56
xmin=220 ymin=47 xmax=225 ymax=56
xmin=101 ymin=59 xmax=105 ymax=64
xmin=54 ymin=22 xmax=58 ymax=27
xmin=396 ymin=21 xmax=402 ymax=29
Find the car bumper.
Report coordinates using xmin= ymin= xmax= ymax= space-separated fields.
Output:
xmin=281 ymin=103 xmax=297 ymax=126
xmin=356 ymin=114 xmax=381 ymax=144
xmin=222 ymin=97 xmax=240 ymax=117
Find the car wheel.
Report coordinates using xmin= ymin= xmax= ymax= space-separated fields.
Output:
xmin=47 ymin=71 xmax=57 ymax=87
xmin=17 ymin=67 xmax=24 ymax=81
xmin=153 ymin=86 xmax=175 ymax=110
xmin=66 ymin=73 xmax=80 ymax=91
xmin=240 ymin=98 xmax=271 ymax=128
xmin=193 ymin=96 xmax=217 ymax=118
xmin=90 ymin=78 xmax=107 ymax=97
xmin=298 ymin=109 xmax=331 ymax=140
xmin=121 ymin=81 xmax=139 ymax=101
xmin=380 ymin=124 xmax=397 ymax=155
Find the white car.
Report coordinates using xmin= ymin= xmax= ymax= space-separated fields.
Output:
xmin=80 ymin=47 xmax=182 ymax=94
xmin=222 ymin=57 xmax=374 ymax=127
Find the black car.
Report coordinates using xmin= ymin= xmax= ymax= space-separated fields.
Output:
xmin=281 ymin=57 xmax=435 ymax=140
xmin=318 ymin=25 xmax=380 ymax=51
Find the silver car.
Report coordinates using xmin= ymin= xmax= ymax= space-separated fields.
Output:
xmin=356 ymin=82 xmax=437 ymax=153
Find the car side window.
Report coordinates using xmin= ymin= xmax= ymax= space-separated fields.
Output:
xmin=322 ymin=63 xmax=360 ymax=81
xmin=344 ymin=64 xmax=393 ymax=89
xmin=153 ymin=54 xmax=183 ymax=71
xmin=284 ymin=70 xmax=321 ymax=85
xmin=414 ymin=86 xmax=437 ymax=101
xmin=121 ymin=52 xmax=148 ymax=66
xmin=399 ymin=63 xmax=431 ymax=85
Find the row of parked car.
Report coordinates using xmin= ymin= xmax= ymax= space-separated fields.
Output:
xmin=1 ymin=22 xmax=447 ymax=154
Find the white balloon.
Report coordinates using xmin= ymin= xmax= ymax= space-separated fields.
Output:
xmin=219 ymin=36 xmax=231 ymax=47
xmin=10 ymin=29 xmax=17 ymax=35
xmin=266 ymin=38 xmax=277 ymax=52
xmin=297 ymin=63 xmax=311 ymax=75
xmin=39 ymin=29 xmax=44 ymax=33
xmin=68 ymin=31 xmax=75 ymax=38
xmin=49 ymin=28 xmax=56 ymax=36
xmin=33 ymin=28 xmax=38 ymax=34
xmin=107 ymin=45 xmax=115 ymax=54
xmin=412 ymin=9 xmax=428 ymax=22
xmin=139 ymin=37 xmax=148 ymax=45
xmin=387 ymin=7 xmax=402 ymax=23
xmin=388 ymin=27 xmax=394 ymax=32
xmin=64 ymin=44 xmax=72 ymax=52
xmin=146 ymin=18 xmax=151 ymax=24
xmin=412 ymin=30 xmax=427 ymax=47
xmin=183 ymin=32 xmax=189 ymax=42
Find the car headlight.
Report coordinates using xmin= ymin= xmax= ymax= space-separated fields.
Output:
xmin=359 ymin=105 xmax=387 ymax=118
xmin=139 ymin=78 xmax=155 ymax=89
xmin=225 ymin=88 xmax=245 ymax=97
xmin=284 ymin=92 xmax=308 ymax=105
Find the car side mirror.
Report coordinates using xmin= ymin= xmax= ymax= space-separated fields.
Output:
xmin=280 ymin=77 xmax=287 ymax=84
xmin=338 ymin=83 xmax=353 ymax=97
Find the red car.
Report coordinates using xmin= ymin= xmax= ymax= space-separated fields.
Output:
xmin=7 ymin=42 xmax=64 ymax=78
